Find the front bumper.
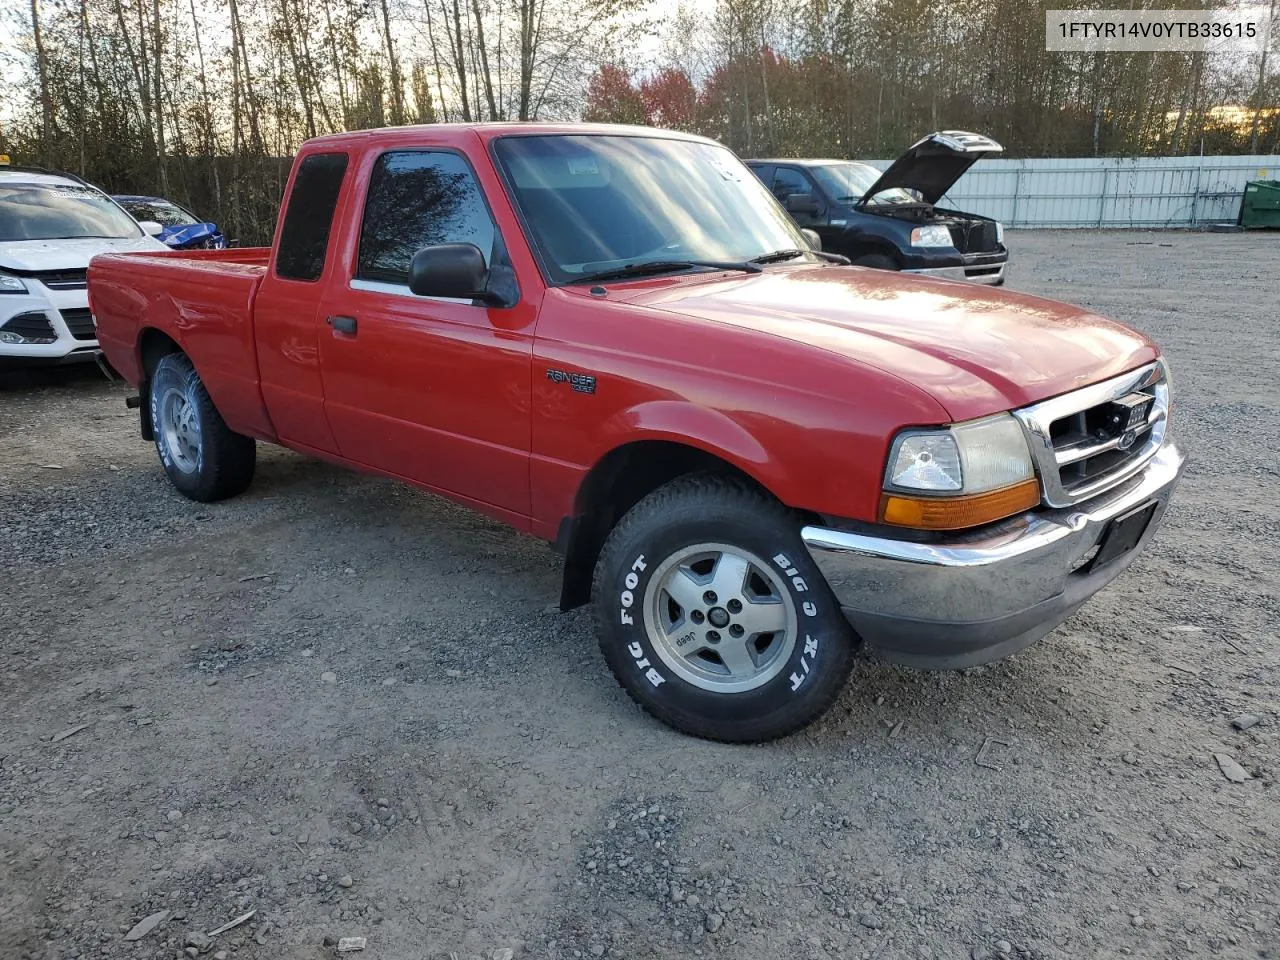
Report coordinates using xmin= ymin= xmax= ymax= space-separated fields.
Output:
xmin=899 ymin=247 xmax=1007 ymax=285
xmin=801 ymin=440 xmax=1187 ymax=668
xmin=905 ymin=262 xmax=1006 ymax=285
xmin=0 ymin=284 xmax=99 ymax=362
xmin=904 ymin=250 xmax=1007 ymax=285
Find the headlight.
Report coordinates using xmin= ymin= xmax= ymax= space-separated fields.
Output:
xmin=886 ymin=432 xmax=963 ymax=491
xmin=887 ymin=415 xmax=1033 ymax=494
xmin=0 ymin=273 xmax=28 ymax=294
xmin=995 ymin=221 xmax=1005 ymax=244
xmin=882 ymin=414 xmax=1040 ymax=530
xmin=909 ymin=224 xmax=953 ymax=248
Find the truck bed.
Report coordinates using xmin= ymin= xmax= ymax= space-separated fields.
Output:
xmin=89 ymin=247 xmax=276 ymax=440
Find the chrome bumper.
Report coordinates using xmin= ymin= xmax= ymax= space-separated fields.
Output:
xmin=801 ymin=440 xmax=1187 ymax=668
xmin=904 ymin=262 xmax=1006 ymax=285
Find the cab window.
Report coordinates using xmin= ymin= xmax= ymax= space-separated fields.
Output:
xmin=357 ymin=151 xmax=499 ymax=286
xmin=771 ymin=167 xmax=814 ymax=202
xmin=275 ymin=152 xmax=349 ymax=282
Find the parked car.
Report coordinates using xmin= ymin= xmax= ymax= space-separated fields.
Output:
xmin=747 ymin=131 xmax=1008 ymax=284
xmin=88 ymin=124 xmax=1184 ymax=742
xmin=113 ymin=195 xmax=228 ymax=250
xmin=0 ymin=157 xmax=169 ymax=367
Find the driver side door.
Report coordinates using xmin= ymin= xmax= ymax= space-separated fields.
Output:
xmin=318 ymin=148 xmax=535 ymax=523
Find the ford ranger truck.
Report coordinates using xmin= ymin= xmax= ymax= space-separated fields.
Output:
xmin=87 ymin=123 xmax=1186 ymax=743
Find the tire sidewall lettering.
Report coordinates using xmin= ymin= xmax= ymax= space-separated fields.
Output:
xmin=614 ymin=544 xmax=830 ymax=699
xmin=620 ymin=554 xmax=664 ymax=686
xmin=151 ymin=388 xmax=173 ymax=471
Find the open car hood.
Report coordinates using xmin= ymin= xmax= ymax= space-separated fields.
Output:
xmin=859 ymin=131 xmax=1002 ymax=206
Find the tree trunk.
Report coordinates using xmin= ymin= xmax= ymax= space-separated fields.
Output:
xmin=188 ymin=0 xmax=221 ymax=214
xmin=378 ymin=0 xmax=406 ymax=123
xmin=228 ymin=0 xmax=263 ymax=153
xmin=1248 ymin=0 xmax=1276 ymax=153
xmin=30 ymin=0 xmax=53 ymax=164
xmin=445 ymin=0 xmax=472 ymax=121
xmin=151 ymin=0 xmax=169 ymax=194
xmin=280 ymin=0 xmax=316 ymax=138
xmin=424 ymin=0 xmax=451 ymax=122
xmin=758 ymin=20 xmax=772 ymax=155
xmin=470 ymin=0 xmax=499 ymax=120
xmin=517 ymin=0 xmax=540 ymax=120
xmin=320 ymin=0 xmax=351 ymax=123
xmin=76 ymin=1 xmax=86 ymax=174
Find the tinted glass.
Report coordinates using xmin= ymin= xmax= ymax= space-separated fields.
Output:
xmin=0 ymin=183 xmax=142 ymax=241
xmin=358 ymin=151 xmax=496 ymax=285
xmin=809 ymin=162 xmax=915 ymax=205
xmin=771 ymin=167 xmax=813 ymax=200
xmin=494 ymin=135 xmax=809 ymax=283
xmin=119 ymin=199 xmax=198 ymax=228
xmin=275 ymin=152 xmax=349 ymax=281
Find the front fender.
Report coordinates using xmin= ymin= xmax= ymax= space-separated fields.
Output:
xmin=598 ymin=399 xmax=777 ymax=488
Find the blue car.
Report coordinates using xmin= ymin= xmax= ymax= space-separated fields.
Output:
xmin=112 ymin=195 xmax=227 ymax=250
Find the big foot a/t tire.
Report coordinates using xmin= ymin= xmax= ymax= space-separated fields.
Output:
xmin=150 ymin=352 xmax=256 ymax=503
xmin=592 ymin=475 xmax=858 ymax=743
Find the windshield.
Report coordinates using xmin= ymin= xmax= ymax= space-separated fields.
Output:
xmin=809 ymin=162 xmax=918 ymax=206
xmin=118 ymin=198 xmax=198 ymax=228
xmin=0 ymin=183 xmax=143 ymax=241
xmin=494 ymin=134 xmax=810 ymax=283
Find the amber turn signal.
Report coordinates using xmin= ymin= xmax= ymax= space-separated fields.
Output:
xmin=880 ymin=479 xmax=1041 ymax=531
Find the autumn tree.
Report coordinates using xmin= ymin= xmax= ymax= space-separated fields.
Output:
xmin=583 ymin=64 xmax=647 ymax=124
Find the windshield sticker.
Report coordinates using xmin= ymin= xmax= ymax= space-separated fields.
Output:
xmin=568 ymin=157 xmax=599 ymax=176
xmin=711 ymin=155 xmax=742 ymax=181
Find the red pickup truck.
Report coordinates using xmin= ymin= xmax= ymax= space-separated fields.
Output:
xmin=88 ymin=123 xmax=1186 ymax=742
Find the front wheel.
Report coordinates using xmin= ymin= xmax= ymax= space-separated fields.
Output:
xmin=592 ymin=476 xmax=858 ymax=742
xmin=149 ymin=352 xmax=256 ymax=502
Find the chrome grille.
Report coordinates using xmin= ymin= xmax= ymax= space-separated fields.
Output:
xmin=1014 ymin=362 xmax=1170 ymax=508
xmin=30 ymin=268 xmax=88 ymax=290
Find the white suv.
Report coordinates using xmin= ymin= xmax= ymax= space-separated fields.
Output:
xmin=0 ymin=161 xmax=169 ymax=367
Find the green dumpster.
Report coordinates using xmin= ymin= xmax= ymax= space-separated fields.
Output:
xmin=1239 ymin=179 xmax=1280 ymax=228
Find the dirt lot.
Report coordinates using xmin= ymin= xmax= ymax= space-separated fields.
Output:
xmin=2 ymin=230 xmax=1278 ymax=960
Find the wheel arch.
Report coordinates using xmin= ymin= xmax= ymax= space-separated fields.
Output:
xmin=826 ymin=232 xmax=903 ymax=267
xmin=555 ymin=433 xmax=812 ymax=613
xmin=135 ymin=327 xmax=185 ymax=440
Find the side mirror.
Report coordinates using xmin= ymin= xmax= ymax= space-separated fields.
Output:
xmin=409 ymin=243 xmax=497 ymax=302
xmin=801 ymin=228 xmax=822 ymax=251
xmin=785 ymin=193 xmax=819 ymax=215
xmin=139 ymin=220 xmax=164 ymax=237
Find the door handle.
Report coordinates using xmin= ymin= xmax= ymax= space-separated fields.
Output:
xmin=327 ymin=315 xmax=357 ymax=335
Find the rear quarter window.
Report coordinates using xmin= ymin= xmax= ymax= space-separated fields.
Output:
xmin=275 ymin=153 xmax=349 ymax=281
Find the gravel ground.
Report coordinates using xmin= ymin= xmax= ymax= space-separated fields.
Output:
xmin=1 ymin=229 xmax=1277 ymax=960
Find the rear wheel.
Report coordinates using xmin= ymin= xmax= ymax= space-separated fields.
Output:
xmin=592 ymin=475 xmax=858 ymax=742
xmin=149 ymin=352 xmax=255 ymax=502
xmin=852 ymin=253 xmax=898 ymax=270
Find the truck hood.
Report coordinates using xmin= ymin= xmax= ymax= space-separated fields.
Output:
xmin=0 ymin=235 xmax=168 ymax=273
xmin=627 ymin=264 xmax=1158 ymax=421
xmin=860 ymin=130 xmax=1002 ymax=206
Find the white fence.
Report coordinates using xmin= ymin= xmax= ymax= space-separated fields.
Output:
xmin=865 ymin=154 xmax=1280 ymax=228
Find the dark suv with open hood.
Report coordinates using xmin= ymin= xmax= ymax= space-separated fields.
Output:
xmin=747 ymin=131 xmax=1008 ymax=285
